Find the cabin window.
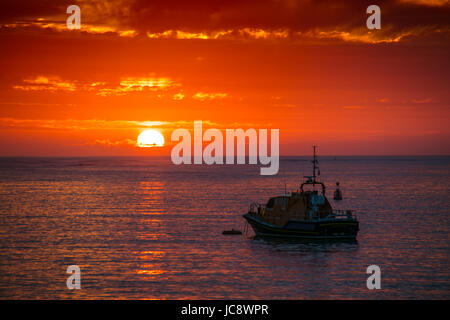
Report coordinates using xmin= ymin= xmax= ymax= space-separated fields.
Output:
xmin=274 ymin=197 xmax=288 ymax=210
xmin=267 ymin=198 xmax=275 ymax=208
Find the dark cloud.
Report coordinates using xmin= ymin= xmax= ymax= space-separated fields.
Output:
xmin=0 ymin=0 xmax=72 ymax=22
xmin=126 ymin=0 xmax=368 ymax=31
xmin=114 ymin=0 xmax=450 ymax=33
xmin=0 ymin=0 xmax=448 ymax=42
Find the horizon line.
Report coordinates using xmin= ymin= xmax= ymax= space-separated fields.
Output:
xmin=0 ymin=154 xmax=449 ymax=158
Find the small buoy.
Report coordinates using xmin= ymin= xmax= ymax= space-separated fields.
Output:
xmin=333 ymin=181 xmax=343 ymax=200
xmin=222 ymin=229 xmax=242 ymax=235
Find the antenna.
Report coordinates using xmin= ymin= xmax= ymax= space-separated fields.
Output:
xmin=312 ymin=145 xmax=318 ymax=184
xmin=300 ymin=145 xmax=326 ymax=195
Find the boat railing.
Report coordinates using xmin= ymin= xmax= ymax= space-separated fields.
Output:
xmin=328 ymin=209 xmax=357 ymax=220
xmin=249 ymin=202 xmax=264 ymax=215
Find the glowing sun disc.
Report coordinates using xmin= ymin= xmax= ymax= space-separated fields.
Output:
xmin=137 ymin=129 xmax=165 ymax=147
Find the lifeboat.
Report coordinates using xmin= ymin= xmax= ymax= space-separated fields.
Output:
xmin=243 ymin=146 xmax=359 ymax=239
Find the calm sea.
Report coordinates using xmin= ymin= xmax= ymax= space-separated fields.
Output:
xmin=0 ymin=156 xmax=448 ymax=299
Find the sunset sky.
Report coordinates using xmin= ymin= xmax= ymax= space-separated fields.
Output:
xmin=0 ymin=0 xmax=448 ymax=156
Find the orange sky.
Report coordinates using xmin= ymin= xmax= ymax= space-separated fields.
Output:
xmin=0 ymin=0 xmax=449 ymax=156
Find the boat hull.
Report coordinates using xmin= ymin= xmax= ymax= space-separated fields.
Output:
xmin=243 ymin=213 xmax=359 ymax=239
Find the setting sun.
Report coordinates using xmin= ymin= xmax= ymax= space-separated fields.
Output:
xmin=137 ymin=129 xmax=165 ymax=147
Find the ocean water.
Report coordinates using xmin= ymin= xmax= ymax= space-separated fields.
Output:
xmin=0 ymin=156 xmax=448 ymax=299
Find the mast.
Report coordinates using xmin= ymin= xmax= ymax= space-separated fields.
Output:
xmin=312 ymin=145 xmax=318 ymax=184
xmin=301 ymin=145 xmax=325 ymax=194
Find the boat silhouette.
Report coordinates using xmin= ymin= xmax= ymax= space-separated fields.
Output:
xmin=243 ymin=146 xmax=359 ymax=239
